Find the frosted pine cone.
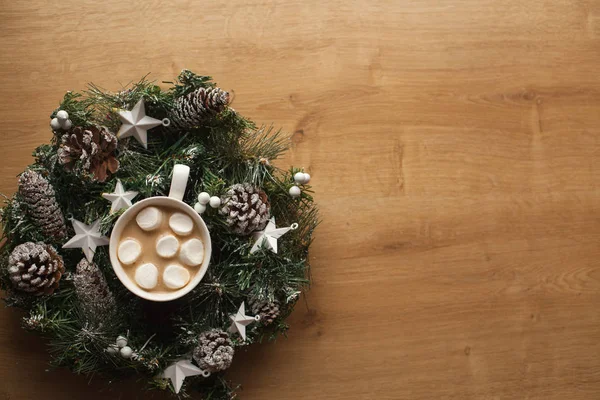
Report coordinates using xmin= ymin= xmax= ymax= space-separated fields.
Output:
xmin=248 ymin=297 xmax=281 ymax=326
xmin=18 ymin=170 xmax=67 ymax=239
xmin=57 ymin=125 xmax=119 ymax=182
xmin=73 ymin=258 xmax=116 ymax=321
xmin=8 ymin=242 xmax=65 ymax=295
xmin=170 ymin=87 xmax=230 ymax=129
xmin=220 ymin=184 xmax=270 ymax=235
xmin=192 ymin=329 xmax=235 ymax=373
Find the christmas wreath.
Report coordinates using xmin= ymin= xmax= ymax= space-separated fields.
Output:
xmin=0 ymin=70 xmax=317 ymax=398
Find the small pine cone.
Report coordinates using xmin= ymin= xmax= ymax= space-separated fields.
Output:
xmin=192 ymin=329 xmax=235 ymax=373
xmin=57 ymin=125 xmax=119 ymax=182
xmin=73 ymin=258 xmax=116 ymax=321
xmin=220 ymin=184 xmax=270 ymax=235
xmin=170 ymin=87 xmax=230 ymax=129
xmin=18 ymin=170 xmax=67 ymax=239
xmin=8 ymin=242 xmax=65 ymax=295
xmin=248 ymin=297 xmax=280 ymax=326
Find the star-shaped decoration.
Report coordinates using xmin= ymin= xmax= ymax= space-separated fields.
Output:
xmin=161 ymin=359 xmax=209 ymax=394
xmin=101 ymin=179 xmax=138 ymax=213
xmin=117 ymin=98 xmax=163 ymax=149
xmin=62 ymin=219 xmax=109 ymax=262
xmin=228 ymin=302 xmax=259 ymax=341
xmin=250 ymin=217 xmax=298 ymax=254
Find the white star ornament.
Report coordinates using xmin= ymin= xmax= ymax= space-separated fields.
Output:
xmin=228 ymin=302 xmax=259 ymax=341
xmin=161 ymin=359 xmax=210 ymax=394
xmin=250 ymin=217 xmax=298 ymax=254
xmin=101 ymin=179 xmax=138 ymax=213
xmin=117 ymin=98 xmax=165 ymax=149
xmin=62 ymin=219 xmax=109 ymax=262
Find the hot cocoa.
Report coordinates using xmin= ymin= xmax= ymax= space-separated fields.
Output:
xmin=116 ymin=205 xmax=205 ymax=294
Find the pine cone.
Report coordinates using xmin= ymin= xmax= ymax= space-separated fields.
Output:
xmin=248 ymin=297 xmax=280 ymax=326
xmin=220 ymin=184 xmax=270 ymax=235
xmin=18 ymin=170 xmax=67 ymax=239
xmin=170 ymin=87 xmax=230 ymax=129
xmin=57 ymin=126 xmax=119 ymax=182
xmin=8 ymin=242 xmax=65 ymax=295
xmin=192 ymin=329 xmax=235 ymax=373
xmin=73 ymin=258 xmax=116 ymax=321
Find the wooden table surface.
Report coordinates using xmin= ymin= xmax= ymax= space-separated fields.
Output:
xmin=1 ymin=0 xmax=599 ymax=399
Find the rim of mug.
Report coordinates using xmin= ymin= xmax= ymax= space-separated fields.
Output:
xmin=109 ymin=196 xmax=212 ymax=302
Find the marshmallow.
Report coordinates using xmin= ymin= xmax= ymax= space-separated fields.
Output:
xmin=156 ymin=234 xmax=179 ymax=258
xmin=163 ymin=264 xmax=191 ymax=289
xmin=136 ymin=206 xmax=162 ymax=231
xmin=134 ymin=263 xmax=158 ymax=289
xmin=169 ymin=212 xmax=194 ymax=236
xmin=118 ymin=239 xmax=142 ymax=265
xmin=179 ymin=238 xmax=205 ymax=266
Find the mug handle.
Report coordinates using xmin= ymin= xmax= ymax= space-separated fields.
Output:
xmin=168 ymin=164 xmax=190 ymax=201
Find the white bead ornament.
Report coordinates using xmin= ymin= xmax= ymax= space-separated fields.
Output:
xmin=197 ymin=192 xmax=211 ymax=205
xmin=116 ymin=335 xmax=128 ymax=348
xmin=302 ymin=173 xmax=311 ymax=183
xmin=289 ymin=185 xmax=301 ymax=198
xmin=194 ymin=202 xmax=207 ymax=214
xmin=294 ymin=172 xmax=306 ymax=184
xmin=50 ymin=118 xmax=61 ymax=130
xmin=62 ymin=119 xmax=73 ymax=130
xmin=56 ymin=110 xmax=69 ymax=121
xmin=106 ymin=344 xmax=119 ymax=355
xmin=209 ymin=196 xmax=221 ymax=208
xmin=120 ymin=346 xmax=134 ymax=359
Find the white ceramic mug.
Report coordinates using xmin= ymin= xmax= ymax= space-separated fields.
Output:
xmin=109 ymin=164 xmax=212 ymax=302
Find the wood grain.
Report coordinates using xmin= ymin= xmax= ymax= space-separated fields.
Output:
xmin=1 ymin=0 xmax=599 ymax=399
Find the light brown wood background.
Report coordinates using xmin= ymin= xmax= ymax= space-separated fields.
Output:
xmin=1 ymin=0 xmax=599 ymax=399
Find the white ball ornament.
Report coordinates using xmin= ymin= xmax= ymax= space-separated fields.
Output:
xmin=294 ymin=172 xmax=306 ymax=184
xmin=116 ymin=335 xmax=128 ymax=348
xmin=209 ymin=196 xmax=221 ymax=208
xmin=120 ymin=346 xmax=134 ymax=359
xmin=194 ymin=202 xmax=207 ymax=214
xmin=303 ymin=173 xmax=311 ymax=183
xmin=106 ymin=345 xmax=119 ymax=355
xmin=197 ymin=192 xmax=211 ymax=205
xmin=56 ymin=110 xmax=69 ymax=121
xmin=289 ymin=185 xmax=301 ymax=198
xmin=61 ymin=119 xmax=73 ymax=130
xmin=50 ymin=118 xmax=61 ymax=130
